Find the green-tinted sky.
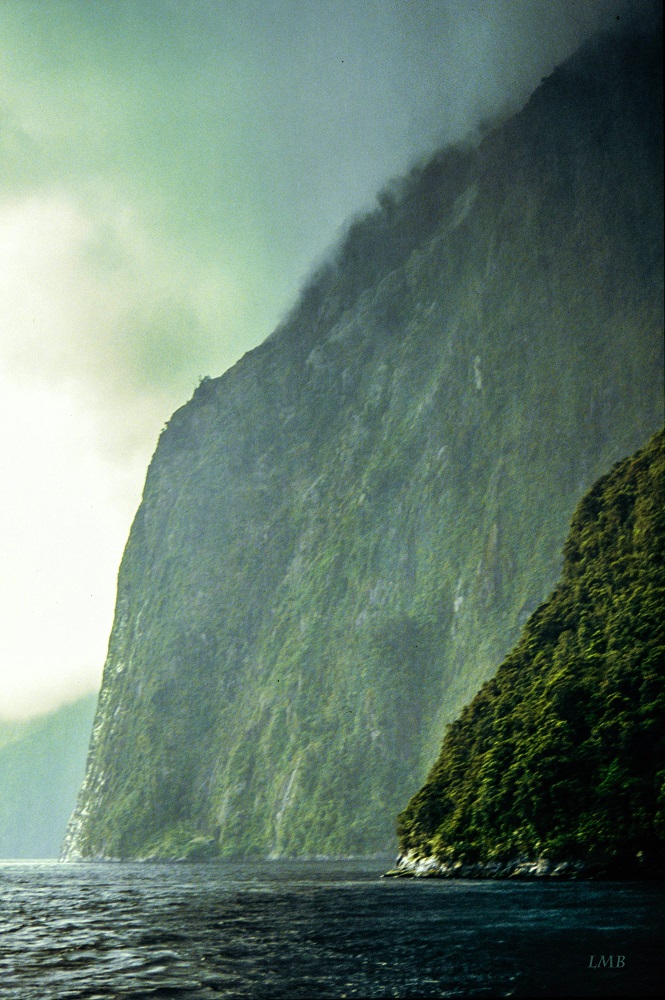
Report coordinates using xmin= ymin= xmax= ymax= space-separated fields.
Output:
xmin=0 ymin=0 xmax=626 ymax=718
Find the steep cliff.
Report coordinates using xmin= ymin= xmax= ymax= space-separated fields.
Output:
xmin=393 ymin=427 xmax=665 ymax=878
xmin=63 ymin=16 xmax=663 ymax=860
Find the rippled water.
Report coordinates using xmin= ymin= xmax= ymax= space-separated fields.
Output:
xmin=0 ymin=860 xmax=662 ymax=998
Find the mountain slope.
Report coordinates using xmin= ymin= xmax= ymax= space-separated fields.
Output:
xmin=394 ymin=428 xmax=665 ymax=878
xmin=63 ymin=15 xmax=663 ymax=861
xmin=0 ymin=695 xmax=96 ymax=858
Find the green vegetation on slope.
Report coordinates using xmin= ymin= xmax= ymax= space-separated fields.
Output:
xmin=63 ymin=16 xmax=663 ymax=861
xmin=0 ymin=695 xmax=97 ymax=858
xmin=397 ymin=429 xmax=665 ymax=873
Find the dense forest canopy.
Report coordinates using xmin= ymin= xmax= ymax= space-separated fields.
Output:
xmin=397 ymin=428 xmax=665 ymax=876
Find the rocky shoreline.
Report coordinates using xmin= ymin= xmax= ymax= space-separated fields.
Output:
xmin=384 ymin=852 xmax=661 ymax=880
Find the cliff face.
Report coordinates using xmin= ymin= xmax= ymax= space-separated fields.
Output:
xmin=63 ymin=18 xmax=663 ymax=860
xmin=394 ymin=428 xmax=665 ymax=878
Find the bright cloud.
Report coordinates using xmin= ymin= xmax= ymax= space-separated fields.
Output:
xmin=0 ymin=192 xmax=239 ymax=718
xmin=0 ymin=374 xmax=132 ymax=717
xmin=0 ymin=193 xmax=244 ymax=453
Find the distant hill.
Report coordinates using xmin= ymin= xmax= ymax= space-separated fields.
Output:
xmin=63 ymin=11 xmax=663 ymax=861
xmin=394 ymin=428 xmax=665 ymax=878
xmin=0 ymin=695 xmax=97 ymax=859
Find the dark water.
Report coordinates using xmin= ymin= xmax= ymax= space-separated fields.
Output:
xmin=0 ymin=860 xmax=662 ymax=999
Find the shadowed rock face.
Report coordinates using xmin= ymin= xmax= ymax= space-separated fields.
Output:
xmin=63 ymin=15 xmax=663 ymax=861
xmin=395 ymin=427 xmax=665 ymax=878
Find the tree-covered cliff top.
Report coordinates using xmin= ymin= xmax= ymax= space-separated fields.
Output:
xmin=397 ymin=427 xmax=665 ymax=877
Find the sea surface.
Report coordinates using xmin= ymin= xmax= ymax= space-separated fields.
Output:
xmin=0 ymin=859 xmax=662 ymax=998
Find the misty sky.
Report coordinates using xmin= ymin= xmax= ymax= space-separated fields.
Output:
xmin=0 ymin=0 xmax=627 ymax=719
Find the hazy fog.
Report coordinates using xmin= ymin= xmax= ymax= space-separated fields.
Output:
xmin=0 ymin=0 xmax=627 ymax=718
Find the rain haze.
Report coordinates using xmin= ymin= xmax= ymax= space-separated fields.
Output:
xmin=0 ymin=0 xmax=628 ymax=720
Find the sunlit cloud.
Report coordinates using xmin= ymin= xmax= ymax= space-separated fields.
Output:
xmin=0 ymin=374 xmax=130 ymax=718
xmin=0 ymin=189 xmax=252 ymax=717
xmin=0 ymin=192 xmax=245 ymax=452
